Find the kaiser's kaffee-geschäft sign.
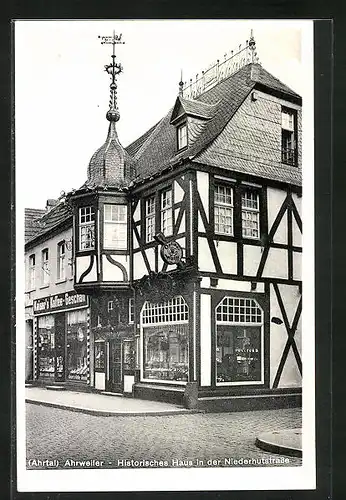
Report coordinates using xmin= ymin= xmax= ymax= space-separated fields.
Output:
xmin=33 ymin=291 xmax=89 ymax=315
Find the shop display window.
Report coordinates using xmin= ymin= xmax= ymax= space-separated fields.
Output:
xmin=143 ymin=325 xmax=189 ymax=381
xmin=66 ymin=309 xmax=88 ymax=381
xmin=123 ymin=339 xmax=135 ymax=370
xmin=216 ymin=297 xmax=263 ymax=384
xmin=38 ymin=315 xmax=55 ymax=378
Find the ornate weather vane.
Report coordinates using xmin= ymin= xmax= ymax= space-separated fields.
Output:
xmin=98 ymin=31 xmax=125 ymax=122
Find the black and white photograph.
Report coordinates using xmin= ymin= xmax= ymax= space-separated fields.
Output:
xmin=15 ymin=19 xmax=315 ymax=492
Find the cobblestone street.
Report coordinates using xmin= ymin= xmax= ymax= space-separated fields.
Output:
xmin=26 ymin=404 xmax=302 ymax=469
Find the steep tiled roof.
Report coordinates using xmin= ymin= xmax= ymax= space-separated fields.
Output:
xmin=125 ymin=63 xmax=301 ymax=186
xmin=25 ymin=201 xmax=72 ymax=247
xmin=249 ymin=63 xmax=300 ymax=99
xmin=25 ymin=209 xmax=46 ymax=243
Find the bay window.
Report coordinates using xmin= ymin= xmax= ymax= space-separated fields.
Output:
xmin=79 ymin=206 xmax=95 ymax=250
xmin=104 ymin=204 xmax=127 ymax=250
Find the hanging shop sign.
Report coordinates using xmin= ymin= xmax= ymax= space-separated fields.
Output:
xmin=33 ymin=291 xmax=89 ymax=315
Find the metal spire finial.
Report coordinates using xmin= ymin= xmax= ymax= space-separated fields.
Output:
xmin=98 ymin=31 xmax=125 ymax=122
xmin=248 ymin=29 xmax=256 ymax=63
xmin=179 ymin=69 xmax=184 ymax=96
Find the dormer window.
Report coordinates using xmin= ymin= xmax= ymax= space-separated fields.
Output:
xmin=281 ymin=108 xmax=297 ymax=166
xmin=177 ymin=123 xmax=188 ymax=150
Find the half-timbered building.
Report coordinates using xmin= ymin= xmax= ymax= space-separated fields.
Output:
xmin=65 ymin=31 xmax=302 ymax=409
xmin=26 ymin=31 xmax=302 ymax=410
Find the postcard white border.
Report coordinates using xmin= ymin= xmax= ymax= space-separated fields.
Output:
xmin=16 ymin=19 xmax=315 ymax=492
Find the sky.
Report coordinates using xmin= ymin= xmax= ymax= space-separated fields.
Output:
xmin=15 ymin=20 xmax=313 ymax=209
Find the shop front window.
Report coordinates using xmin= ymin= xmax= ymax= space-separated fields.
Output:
xmin=66 ymin=309 xmax=88 ymax=381
xmin=38 ymin=315 xmax=55 ymax=379
xmin=141 ymin=296 xmax=189 ymax=382
xmin=216 ymin=297 xmax=263 ymax=384
xmin=123 ymin=340 xmax=135 ymax=370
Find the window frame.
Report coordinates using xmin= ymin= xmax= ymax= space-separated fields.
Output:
xmin=177 ymin=122 xmax=188 ymax=150
xmin=145 ymin=196 xmax=156 ymax=243
xmin=41 ymin=248 xmax=49 ymax=287
xmin=160 ymin=188 xmax=173 ymax=237
xmin=241 ymin=188 xmax=261 ymax=240
xmin=215 ymin=296 xmax=264 ymax=386
xmin=103 ymin=203 xmax=128 ymax=250
xmin=79 ymin=206 xmax=96 ymax=251
xmin=28 ymin=254 xmax=36 ymax=290
xmin=214 ymin=183 xmax=234 ymax=236
xmin=57 ymin=241 xmax=66 ymax=281
xmin=281 ymin=107 xmax=298 ymax=166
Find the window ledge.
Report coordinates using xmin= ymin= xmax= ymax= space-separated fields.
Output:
xmin=55 ymin=278 xmax=67 ymax=285
xmin=39 ymin=284 xmax=50 ymax=290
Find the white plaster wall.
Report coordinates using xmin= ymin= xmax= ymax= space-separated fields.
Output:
xmin=133 ymin=202 xmax=141 ymax=223
xmin=263 ymin=247 xmax=288 ymax=279
xmin=216 ymin=240 xmax=237 ymax=275
xmin=200 ymin=293 xmax=211 ymax=386
xmin=25 ymin=226 xmax=74 ymax=298
xmin=243 ymin=244 xmax=262 ymax=276
xmin=196 ymin=171 xmax=209 ymax=222
xmin=95 ymin=372 xmax=105 ymax=391
xmin=198 ymin=237 xmax=215 ymax=272
xmin=269 ymin=283 xmax=302 ymax=388
xmin=292 ymin=217 xmax=302 ymax=248
xmin=102 ymin=255 xmax=125 ymax=282
xmin=78 ymin=256 xmax=97 ymax=282
xmin=293 ymin=251 xmax=302 ymax=281
xmin=124 ymin=375 xmax=135 ymax=393
xmin=133 ymin=252 xmax=148 ymax=280
xmin=174 ymin=180 xmax=184 ymax=203
xmin=267 ymin=187 xmax=287 ymax=244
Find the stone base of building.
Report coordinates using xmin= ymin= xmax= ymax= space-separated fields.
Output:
xmin=133 ymin=383 xmax=302 ymax=412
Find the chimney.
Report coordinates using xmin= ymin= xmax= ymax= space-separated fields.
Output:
xmin=46 ymin=199 xmax=57 ymax=211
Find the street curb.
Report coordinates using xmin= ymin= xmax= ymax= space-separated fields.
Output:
xmin=26 ymin=398 xmax=205 ymax=417
xmin=255 ymin=436 xmax=302 ymax=458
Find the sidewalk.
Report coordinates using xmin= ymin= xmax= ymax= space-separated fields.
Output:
xmin=25 ymin=387 xmax=200 ymax=417
xmin=255 ymin=429 xmax=302 ymax=457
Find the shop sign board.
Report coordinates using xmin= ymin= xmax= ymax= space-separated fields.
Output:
xmin=33 ymin=291 xmax=89 ymax=315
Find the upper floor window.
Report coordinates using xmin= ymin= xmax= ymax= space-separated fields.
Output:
xmin=161 ymin=189 xmax=173 ymax=237
xmin=129 ymin=297 xmax=134 ymax=324
xmin=57 ymin=241 xmax=66 ymax=281
xmin=41 ymin=248 xmax=49 ymax=286
xmin=281 ymin=108 xmax=297 ymax=166
xmin=104 ymin=204 xmax=127 ymax=250
xmin=177 ymin=123 xmax=188 ymax=150
xmin=28 ymin=254 xmax=35 ymax=290
xmin=145 ymin=196 xmax=155 ymax=243
xmin=214 ymin=184 xmax=234 ymax=235
xmin=241 ymin=189 xmax=260 ymax=239
xmin=79 ymin=206 xmax=95 ymax=250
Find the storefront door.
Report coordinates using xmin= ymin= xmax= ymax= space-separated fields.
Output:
xmin=106 ymin=340 xmax=122 ymax=393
